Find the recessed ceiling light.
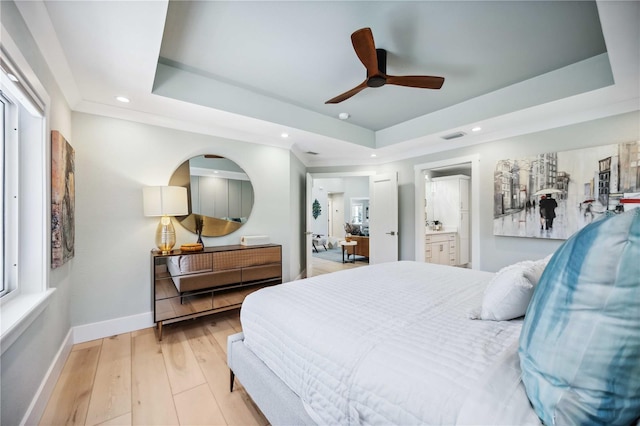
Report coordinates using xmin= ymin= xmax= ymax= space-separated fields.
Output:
xmin=7 ymin=73 xmax=18 ymax=82
xmin=371 ymin=154 xmax=377 ymax=158
xmin=115 ymin=96 xmax=130 ymax=103
xmin=281 ymin=132 xmax=289 ymax=138
xmin=471 ymin=126 xmax=482 ymax=132
xmin=338 ymin=112 xmax=350 ymax=120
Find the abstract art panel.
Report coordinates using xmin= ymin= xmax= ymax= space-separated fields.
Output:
xmin=51 ymin=130 xmax=75 ymax=268
xmin=494 ymin=141 xmax=640 ymax=239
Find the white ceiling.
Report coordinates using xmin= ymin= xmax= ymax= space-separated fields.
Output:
xmin=14 ymin=1 xmax=640 ymax=167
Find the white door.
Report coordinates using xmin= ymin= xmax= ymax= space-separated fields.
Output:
xmin=305 ymin=173 xmax=314 ymax=275
xmin=369 ymin=173 xmax=399 ymax=263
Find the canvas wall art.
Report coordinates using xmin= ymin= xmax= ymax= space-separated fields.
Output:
xmin=494 ymin=140 xmax=640 ymax=239
xmin=51 ymin=130 xmax=75 ymax=268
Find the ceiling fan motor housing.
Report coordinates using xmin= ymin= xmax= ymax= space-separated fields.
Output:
xmin=367 ymin=49 xmax=388 ymax=87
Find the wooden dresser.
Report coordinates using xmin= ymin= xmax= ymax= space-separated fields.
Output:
xmin=349 ymin=235 xmax=369 ymax=258
xmin=152 ymin=244 xmax=282 ymax=339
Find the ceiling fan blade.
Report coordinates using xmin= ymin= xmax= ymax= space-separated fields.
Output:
xmin=386 ymin=75 xmax=445 ymax=89
xmin=351 ymin=27 xmax=379 ymax=78
xmin=325 ymin=81 xmax=368 ymax=104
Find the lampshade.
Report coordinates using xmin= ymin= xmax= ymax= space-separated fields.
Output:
xmin=143 ymin=186 xmax=188 ymax=253
xmin=143 ymin=186 xmax=188 ymax=217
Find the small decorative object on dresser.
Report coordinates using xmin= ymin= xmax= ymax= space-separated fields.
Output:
xmin=152 ymin=243 xmax=282 ymax=339
xmin=240 ymin=235 xmax=270 ymax=246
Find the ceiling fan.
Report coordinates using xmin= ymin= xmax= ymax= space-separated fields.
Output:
xmin=325 ymin=27 xmax=445 ymax=104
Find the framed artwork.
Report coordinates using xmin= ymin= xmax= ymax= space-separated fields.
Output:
xmin=51 ymin=130 xmax=75 ymax=268
xmin=312 ymin=198 xmax=321 ymax=219
xmin=493 ymin=140 xmax=639 ymax=239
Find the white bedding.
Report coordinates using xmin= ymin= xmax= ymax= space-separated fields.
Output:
xmin=241 ymin=261 xmax=540 ymax=425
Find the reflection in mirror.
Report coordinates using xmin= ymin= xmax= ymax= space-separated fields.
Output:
xmin=169 ymin=155 xmax=254 ymax=237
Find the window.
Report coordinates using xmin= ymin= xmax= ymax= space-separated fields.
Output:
xmin=1 ymin=86 xmax=18 ymax=299
xmin=1 ymin=41 xmax=53 ymax=353
xmin=351 ymin=203 xmax=363 ymax=224
xmin=0 ymin=96 xmax=4 ymax=295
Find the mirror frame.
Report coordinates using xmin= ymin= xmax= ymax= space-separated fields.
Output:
xmin=169 ymin=156 xmax=254 ymax=237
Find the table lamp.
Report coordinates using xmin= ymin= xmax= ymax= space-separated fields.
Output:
xmin=143 ymin=186 xmax=188 ymax=253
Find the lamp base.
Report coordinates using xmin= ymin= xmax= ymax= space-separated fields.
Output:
xmin=155 ymin=215 xmax=176 ymax=254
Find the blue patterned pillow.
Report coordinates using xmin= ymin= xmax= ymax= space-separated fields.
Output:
xmin=519 ymin=209 xmax=640 ymax=425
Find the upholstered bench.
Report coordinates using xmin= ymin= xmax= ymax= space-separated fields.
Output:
xmin=312 ymin=235 xmax=327 ymax=252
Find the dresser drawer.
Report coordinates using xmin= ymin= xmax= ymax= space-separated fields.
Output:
xmin=242 ymin=246 xmax=282 ymax=267
xmin=426 ymin=232 xmax=456 ymax=244
xmin=242 ymin=264 xmax=282 ymax=282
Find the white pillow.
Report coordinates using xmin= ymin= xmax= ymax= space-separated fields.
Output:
xmin=480 ymin=262 xmax=535 ymax=321
xmin=522 ymin=254 xmax=553 ymax=286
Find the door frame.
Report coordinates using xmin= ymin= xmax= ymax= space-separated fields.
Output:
xmin=306 ymin=171 xmax=375 ymax=276
xmin=414 ymin=154 xmax=480 ymax=269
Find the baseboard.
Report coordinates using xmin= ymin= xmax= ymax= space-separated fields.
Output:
xmin=73 ymin=311 xmax=154 ymax=344
xmin=21 ymin=328 xmax=74 ymax=426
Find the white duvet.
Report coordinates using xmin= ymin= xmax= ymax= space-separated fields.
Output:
xmin=241 ymin=261 xmax=540 ymax=425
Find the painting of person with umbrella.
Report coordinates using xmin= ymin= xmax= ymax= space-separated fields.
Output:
xmin=539 ymin=193 xmax=558 ymax=230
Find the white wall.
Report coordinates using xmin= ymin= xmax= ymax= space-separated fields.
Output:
xmin=70 ymin=112 xmax=299 ymax=326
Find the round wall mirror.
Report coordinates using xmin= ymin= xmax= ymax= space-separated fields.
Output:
xmin=169 ymin=155 xmax=254 ymax=237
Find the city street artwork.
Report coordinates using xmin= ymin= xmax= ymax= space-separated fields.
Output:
xmin=493 ymin=141 xmax=639 ymax=239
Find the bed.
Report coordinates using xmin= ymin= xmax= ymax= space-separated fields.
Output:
xmin=228 ymin=261 xmax=540 ymax=425
xmin=228 ymin=210 xmax=640 ymax=425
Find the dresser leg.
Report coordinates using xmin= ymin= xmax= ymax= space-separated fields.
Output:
xmin=157 ymin=321 xmax=163 ymax=341
xmin=230 ymin=369 xmax=235 ymax=392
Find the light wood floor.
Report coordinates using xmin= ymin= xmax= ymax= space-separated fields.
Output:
xmin=39 ymin=311 xmax=268 ymax=426
xmin=309 ymin=253 xmax=366 ymax=277
xmin=40 ymin=256 xmax=365 ymax=426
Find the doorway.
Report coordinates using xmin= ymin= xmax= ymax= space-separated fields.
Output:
xmin=414 ymin=155 xmax=480 ymax=269
xmin=306 ymin=172 xmax=375 ymax=277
